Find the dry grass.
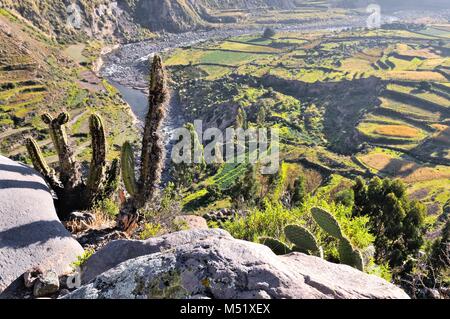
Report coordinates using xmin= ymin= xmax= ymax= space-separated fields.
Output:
xmin=395 ymin=43 xmax=440 ymax=59
xmin=374 ymin=125 xmax=421 ymax=138
xmin=384 ymin=71 xmax=447 ymax=82
xmin=360 ymin=152 xmax=450 ymax=183
xmin=64 ymin=211 xmax=116 ymax=234
xmin=403 ymin=167 xmax=450 ymax=183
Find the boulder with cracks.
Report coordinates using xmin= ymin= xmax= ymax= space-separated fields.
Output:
xmin=65 ymin=229 xmax=409 ymax=299
xmin=0 ymin=156 xmax=84 ymax=295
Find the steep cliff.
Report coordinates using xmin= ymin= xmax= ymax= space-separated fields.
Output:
xmin=0 ymin=0 xmax=300 ymax=39
xmin=0 ymin=0 xmax=143 ymax=41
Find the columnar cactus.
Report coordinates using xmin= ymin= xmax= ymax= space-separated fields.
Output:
xmin=25 ymin=138 xmax=63 ymax=193
xmin=120 ymin=55 xmax=169 ymax=211
xmin=121 ymin=141 xmax=138 ymax=199
xmin=26 ymin=112 xmax=119 ymax=217
xmin=86 ymin=114 xmax=107 ymax=201
xmin=41 ymin=112 xmax=80 ymax=189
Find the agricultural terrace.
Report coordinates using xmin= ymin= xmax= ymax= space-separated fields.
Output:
xmin=166 ymin=24 xmax=450 ymax=219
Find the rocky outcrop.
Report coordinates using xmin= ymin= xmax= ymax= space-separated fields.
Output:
xmin=1 ymin=0 xmax=299 ymax=38
xmin=67 ymin=229 xmax=409 ymax=299
xmin=125 ymin=0 xmax=298 ymax=33
xmin=0 ymin=156 xmax=84 ymax=294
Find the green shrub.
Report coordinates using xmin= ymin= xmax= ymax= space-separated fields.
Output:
xmin=96 ymin=198 xmax=120 ymax=218
xmin=223 ymin=196 xmax=374 ymax=252
xmin=72 ymin=249 xmax=95 ymax=269
xmin=139 ymin=223 xmax=163 ymax=240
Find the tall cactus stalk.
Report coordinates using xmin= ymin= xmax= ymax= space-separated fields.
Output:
xmin=41 ymin=112 xmax=80 ymax=189
xmin=86 ymin=114 xmax=107 ymax=202
xmin=121 ymin=141 xmax=138 ymax=199
xmin=25 ymin=138 xmax=63 ymax=193
xmin=138 ymin=55 xmax=168 ymax=207
xmin=25 ymin=112 xmax=120 ymax=218
xmin=120 ymin=55 xmax=169 ymax=211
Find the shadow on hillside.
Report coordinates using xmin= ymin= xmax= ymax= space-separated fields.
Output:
xmin=379 ymin=158 xmax=418 ymax=177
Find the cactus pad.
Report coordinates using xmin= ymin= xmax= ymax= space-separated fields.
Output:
xmin=311 ymin=207 xmax=343 ymax=239
xmin=284 ymin=224 xmax=319 ymax=253
xmin=338 ymin=237 xmax=364 ymax=271
xmin=259 ymin=237 xmax=291 ymax=255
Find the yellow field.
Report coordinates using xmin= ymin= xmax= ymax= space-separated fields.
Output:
xmin=359 ymin=152 xmax=450 ymax=183
xmin=395 ymin=43 xmax=440 ymax=59
xmin=165 ymin=49 xmax=205 ymax=66
xmin=374 ymin=125 xmax=421 ymax=138
xmin=218 ymin=41 xmax=281 ymax=53
xmin=383 ymin=71 xmax=447 ymax=82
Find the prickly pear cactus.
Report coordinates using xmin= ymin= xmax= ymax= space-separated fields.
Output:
xmin=259 ymin=237 xmax=291 ymax=255
xmin=338 ymin=237 xmax=364 ymax=271
xmin=311 ymin=207 xmax=343 ymax=239
xmin=284 ymin=224 xmax=320 ymax=253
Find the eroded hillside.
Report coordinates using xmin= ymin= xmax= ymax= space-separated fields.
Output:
xmin=0 ymin=9 xmax=137 ymax=163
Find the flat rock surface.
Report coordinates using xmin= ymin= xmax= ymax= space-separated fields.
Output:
xmin=70 ymin=229 xmax=409 ymax=299
xmin=0 ymin=156 xmax=84 ymax=294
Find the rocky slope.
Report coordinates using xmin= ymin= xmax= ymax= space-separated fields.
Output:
xmin=64 ymin=229 xmax=409 ymax=299
xmin=0 ymin=0 xmax=301 ymax=39
xmin=0 ymin=0 xmax=144 ymax=42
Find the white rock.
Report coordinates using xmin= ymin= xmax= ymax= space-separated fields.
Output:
xmin=0 ymin=156 xmax=84 ymax=294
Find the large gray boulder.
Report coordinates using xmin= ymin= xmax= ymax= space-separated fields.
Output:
xmin=0 ymin=156 xmax=84 ymax=294
xmin=67 ymin=229 xmax=409 ymax=299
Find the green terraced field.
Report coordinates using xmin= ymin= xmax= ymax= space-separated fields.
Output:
xmin=0 ymin=10 xmax=137 ymax=163
xmin=167 ymin=23 xmax=450 ymax=217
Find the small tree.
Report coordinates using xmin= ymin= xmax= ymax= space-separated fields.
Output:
xmin=430 ymin=219 xmax=450 ymax=272
xmin=291 ymin=175 xmax=306 ymax=207
xmin=256 ymin=106 xmax=267 ymax=128
xmin=352 ymin=177 xmax=425 ymax=269
xmin=227 ymin=164 xmax=261 ymax=208
xmin=263 ymin=27 xmax=276 ymax=39
xmin=418 ymin=81 xmax=431 ymax=92
xmin=170 ymin=122 xmax=206 ymax=188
